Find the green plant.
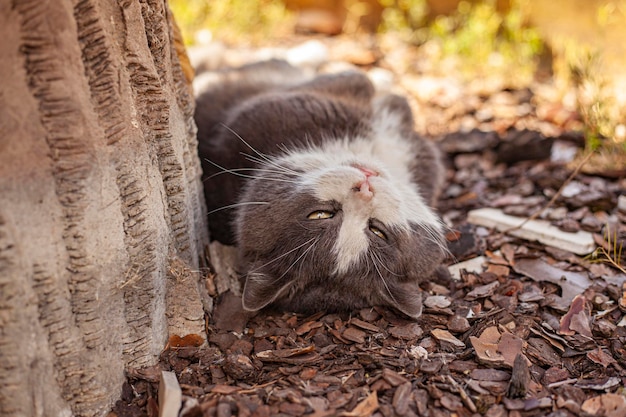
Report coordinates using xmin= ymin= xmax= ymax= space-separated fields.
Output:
xmin=429 ymin=1 xmax=542 ymax=82
xmin=587 ymin=225 xmax=625 ymax=274
xmin=169 ymin=0 xmax=291 ymax=45
xmin=378 ymin=0 xmax=428 ymax=35
xmin=379 ymin=0 xmax=543 ymax=84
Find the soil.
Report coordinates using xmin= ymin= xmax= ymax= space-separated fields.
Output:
xmin=111 ymin=34 xmax=626 ymax=417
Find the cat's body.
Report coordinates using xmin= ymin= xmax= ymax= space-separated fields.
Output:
xmin=196 ymin=60 xmax=447 ymax=318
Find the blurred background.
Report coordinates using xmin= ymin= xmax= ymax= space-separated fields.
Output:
xmin=169 ymin=0 xmax=626 ymax=167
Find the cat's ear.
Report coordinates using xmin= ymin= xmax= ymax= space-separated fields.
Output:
xmin=371 ymin=94 xmax=414 ymax=137
xmin=241 ymin=271 xmax=291 ymax=312
xmin=383 ymin=281 xmax=424 ymax=319
xmin=296 ymin=71 xmax=375 ymax=102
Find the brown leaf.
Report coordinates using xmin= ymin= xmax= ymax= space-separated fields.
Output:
xmin=431 ymin=329 xmax=465 ymax=349
xmin=342 ymin=327 xmax=366 ymax=344
xmin=470 ymin=369 xmax=511 ymax=381
xmin=300 ymin=368 xmax=318 ymax=380
xmin=341 ymin=391 xmax=379 ymax=417
xmin=559 ymin=294 xmax=590 ymax=336
xmin=497 ymin=332 xmax=525 ymax=368
xmin=466 ymin=281 xmax=500 ymax=300
xmin=388 ymin=322 xmax=423 ymax=340
xmin=500 ymin=243 xmax=517 ymax=265
xmin=513 ymin=259 xmax=592 ymax=303
xmin=487 ymin=263 xmax=510 ymax=277
xmin=470 ymin=327 xmax=506 ymax=367
xmin=445 ymin=229 xmax=462 ymax=242
xmin=211 ymin=384 xmax=241 ymax=394
xmin=295 ymin=320 xmax=323 ymax=336
xmin=168 ymin=334 xmax=205 ymax=348
xmin=587 ymin=348 xmax=617 ymax=368
xmin=349 ymin=318 xmax=381 ymax=333
xmin=272 ymin=345 xmax=316 ymax=358
xmin=256 ymin=346 xmax=320 ymax=364
xmin=392 ymin=382 xmax=412 ymax=415
xmin=581 ymin=393 xmax=626 ymax=417
xmin=382 ymin=368 xmax=410 ymax=386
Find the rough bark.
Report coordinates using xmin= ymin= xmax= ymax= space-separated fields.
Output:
xmin=0 ymin=0 xmax=209 ymax=416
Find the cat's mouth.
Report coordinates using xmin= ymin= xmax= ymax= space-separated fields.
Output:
xmin=351 ymin=164 xmax=379 ymax=178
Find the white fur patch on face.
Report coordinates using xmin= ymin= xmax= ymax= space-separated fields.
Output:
xmin=275 ymin=108 xmax=443 ymax=273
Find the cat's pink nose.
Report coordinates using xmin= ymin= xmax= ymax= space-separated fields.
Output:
xmin=356 ymin=180 xmax=374 ymax=200
xmin=351 ymin=164 xmax=377 ymax=201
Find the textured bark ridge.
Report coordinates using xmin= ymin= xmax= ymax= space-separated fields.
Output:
xmin=0 ymin=0 xmax=208 ymax=416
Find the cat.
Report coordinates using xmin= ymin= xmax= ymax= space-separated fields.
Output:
xmin=195 ymin=59 xmax=448 ymax=319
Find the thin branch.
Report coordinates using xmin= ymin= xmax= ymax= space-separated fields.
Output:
xmin=503 ymin=151 xmax=594 ymax=234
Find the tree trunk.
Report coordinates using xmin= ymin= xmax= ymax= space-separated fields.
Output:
xmin=0 ymin=1 xmax=209 ymax=416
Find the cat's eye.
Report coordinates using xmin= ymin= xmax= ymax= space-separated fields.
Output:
xmin=369 ymin=226 xmax=387 ymax=240
xmin=307 ymin=210 xmax=335 ymax=220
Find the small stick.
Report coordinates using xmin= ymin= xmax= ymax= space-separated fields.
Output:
xmin=503 ymin=151 xmax=594 ymax=234
xmin=447 ymin=375 xmax=477 ymax=413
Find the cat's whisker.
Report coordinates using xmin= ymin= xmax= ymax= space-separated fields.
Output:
xmin=370 ymin=255 xmax=399 ymax=305
xmin=205 ymin=167 xmax=295 ymax=181
xmin=203 ymin=158 xmax=298 ymax=184
xmin=241 ymin=153 xmax=298 ymax=176
xmin=249 ymin=237 xmax=317 ymax=273
xmin=221 ymin=124 xmax=277 ymax=166
xmin=271 ymin=238 xmax=318 ymax=284
xmin=242 ymin=158 xmax=297 ymax=177
xmin=207 ymin=201 xmax=269 ymax=215
xmin=421 ymin=223 xmax=452 ymax=259
xmin=371 ymin=251 xmax=402 ymax=277
xmin=216 ymin=123 xmax=300 ymax=179
xmin=297 ymin=238 xmax=318 ymax=278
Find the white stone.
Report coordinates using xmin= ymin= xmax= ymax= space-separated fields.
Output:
xmin=286 ymin=40 xmax=329 ymax=68
xmin=448 ymin=256 xmax=487 ymax=280
xmin=367 ymin=67 xmax=395 ymax=92
xmin=560 ymin=181 xmax=584 ymax=198
xmin=551 ymin=140 xmax=578 ymax=163
xmin=159 ymin=371 xmax=182 ymax=417
xmin=424 ymin=295 xmax=452 ymax=309
xmin=467 ymin=208 xmax=596 ymax=255
xmin=618 ymin=195 xmax=626 ymax=214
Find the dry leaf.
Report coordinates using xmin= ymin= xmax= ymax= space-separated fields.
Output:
xmin=497 ymin=332 xmax=526 ymax=368
xmin=341 ymin=391 xmax=379 ymax=417
xmin=581 ymin=393 xmax=626 ymax=417
xmin=587 ymin=348 xmax=618 ymax=368
xmin=167 ymin=333 xmax=205 ymax=348
xmin=470 ymin=327 xmax=506 ymax=366
xmin=342 ymin=327 xmax=366 ymax=344
xmin=466 ymin=281 xmax=500 ymax=300
xmin=432 ymin=329 xmax=465 ymax=348
xmin=211 ymin=384 xmax=241 ymax=394
xmin=559 ymin=294 xmax=590 ymax=336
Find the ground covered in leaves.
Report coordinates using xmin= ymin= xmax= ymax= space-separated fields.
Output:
xmin=112 ymin=34 xmax=626 ymax=417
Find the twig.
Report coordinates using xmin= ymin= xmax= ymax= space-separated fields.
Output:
xmin=447 ymin=375 xmax=477 ymax=413
xmin=503 ymin=151 xmax=594 ymax=234
xmin=588 ymin=225 xmax=626 ymax=273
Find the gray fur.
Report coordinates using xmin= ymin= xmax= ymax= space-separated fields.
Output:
xmin=196 ymin=60 xmax=447 ymax=318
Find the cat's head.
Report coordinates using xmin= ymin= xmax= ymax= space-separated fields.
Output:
xmin=233 ymin=96 xmax=447 ymax=319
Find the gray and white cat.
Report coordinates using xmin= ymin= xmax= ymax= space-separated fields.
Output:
xmin=195 ymin=60 xmax=448 ymax=318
